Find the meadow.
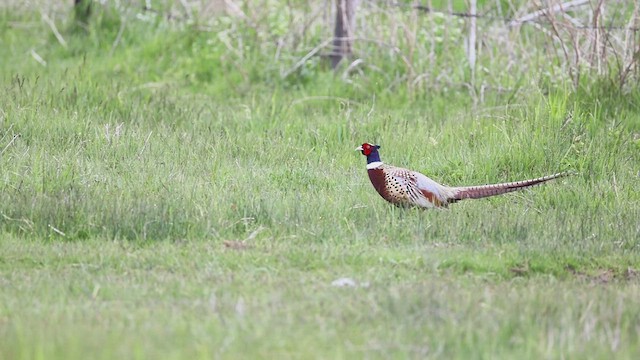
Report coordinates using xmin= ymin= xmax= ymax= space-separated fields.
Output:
xmin=1 ymin=1 xmax=639 ymax=358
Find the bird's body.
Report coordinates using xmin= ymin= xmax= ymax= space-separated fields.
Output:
xmin=357 ymin=143 xmax=568 ymax=209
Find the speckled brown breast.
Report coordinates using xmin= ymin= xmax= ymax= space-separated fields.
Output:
xmin=368 ymin=167 xmax=412 ymax=206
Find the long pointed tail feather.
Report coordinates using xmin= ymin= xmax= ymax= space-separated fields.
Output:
xmin=449 ymin=172 xmax=571 ymax=203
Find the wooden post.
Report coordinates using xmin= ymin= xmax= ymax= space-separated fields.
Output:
xmin=330 ymin=0 xmax=359 ymax=69
xmin=468 ymin=0 xmax=476 ymax=85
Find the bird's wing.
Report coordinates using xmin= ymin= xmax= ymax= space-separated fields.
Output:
xmin=386 ymin=167 xmax=448 ymax=208
xmin=413 ymin=172 xmax=451 ymax=206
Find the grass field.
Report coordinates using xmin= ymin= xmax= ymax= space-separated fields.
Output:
xmin=1 ymin=1 xmax=640 ymax=359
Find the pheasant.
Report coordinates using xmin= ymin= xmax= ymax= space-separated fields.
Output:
xmin=356 ymin=143 xmax=568 ymax=209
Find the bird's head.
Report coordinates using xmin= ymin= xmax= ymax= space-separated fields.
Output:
xmin=355 ymin=143 xmax=382 ymax=164
xmin=355 ymin=143 xmax=381 ymax=156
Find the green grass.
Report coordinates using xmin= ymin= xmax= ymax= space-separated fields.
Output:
xmin=1 ymin=2 xmax=640 ymax=359
xmin=2 ymin=235 xmax=640 ymax=359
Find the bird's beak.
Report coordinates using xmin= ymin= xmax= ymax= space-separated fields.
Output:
xmin=355 ymin=146 xmax=363 ymax=151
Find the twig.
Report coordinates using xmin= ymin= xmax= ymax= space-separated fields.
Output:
xmin=137 ymin=131 xmax=153 ymax=159
xmin=0 ymin=134 xmax=19 ymax=156
xmin=342 ymin=58 xmax=364 ymax=81
xmin=508 ymin=0 xmax=589 ymax=27
xmin=30 ymin=49 xmax=47 ymax=66
xmin=110 ymin=16 xmax=127 ymax=56
xmin=48 ymin=224 xmax=66 ymax=237
xmin=281 ymin=38 xmax=333 ymax=78
xmin=41 ymin=13 xmax=67 ymax=49
xmin=244 ymin=226 xmax=265 ymax=242
xmin=0 ymin=124 xmax=14 ymax=143
xmin=560 ymin=12 xmax=584 ymax=29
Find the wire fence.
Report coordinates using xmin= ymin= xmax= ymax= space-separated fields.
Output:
xmin=23 ymin=0 xmax=640 ymax=93
xmin=392 ymin=2 xmax=640 ymax=31
xmin=360 ymin=0 xmax=639 ymax=92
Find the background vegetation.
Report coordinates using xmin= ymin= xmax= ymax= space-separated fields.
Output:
xmin=1 ymin=0 xmax=639 ymax=358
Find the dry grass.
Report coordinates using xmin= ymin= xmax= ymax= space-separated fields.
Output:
xmin=8 ymin=1 xmax=638 ymax=97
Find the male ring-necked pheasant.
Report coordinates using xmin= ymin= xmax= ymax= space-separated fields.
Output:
xmin=356 ymin=143 xmax=567 ymax=209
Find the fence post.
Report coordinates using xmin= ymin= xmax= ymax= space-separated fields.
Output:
xmin=331 ymin=0 xmax=359 ymax=69
xmin=468 ymin=0 xmax=477 ymax=86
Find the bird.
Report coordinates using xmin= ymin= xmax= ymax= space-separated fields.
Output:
xmin=356 ymin=143 xmax=569 ymax=209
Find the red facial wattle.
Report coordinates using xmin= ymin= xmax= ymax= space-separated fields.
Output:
xmin=362 ymin=143 xmax=372 ymax=156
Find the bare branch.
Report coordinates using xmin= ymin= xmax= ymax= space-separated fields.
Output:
xmin=41 ymin=12 xmax=67 ymax=49
xmin=508 ymin=0 xmax=589 ymax=27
